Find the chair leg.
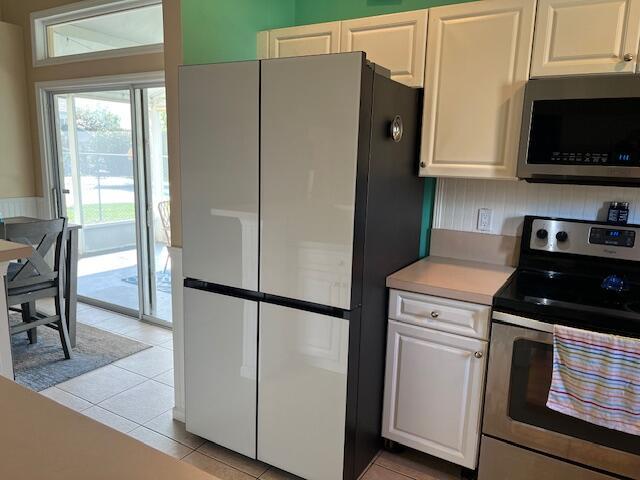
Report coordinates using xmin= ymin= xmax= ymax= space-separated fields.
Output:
xmin=54 ymin=293 xmax=72 ymax=360
xmin=163 ymin=247 xmax=170 ymax=274
xmin=22 ymin=302 xmax=37 ymax=344
xmin=57 ymin=318 xmax=73 ymax=360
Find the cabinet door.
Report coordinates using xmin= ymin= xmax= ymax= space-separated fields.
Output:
xmin=184 ymin=288 xmax=257 ymax=458
xmin=269 ymin=22 xmax=340 ymax=58
xmin=419 ymin=0 xmax=536 ymax=179
xmin=531 ymin=0 xmax=640 ymax=77
xmin=382 ymin=320 xmax=487 ymax=469
xmin=258 ymin=303 xmax=349 ymax=480
xmin=341 ymin=10 xmax=428 ymax=87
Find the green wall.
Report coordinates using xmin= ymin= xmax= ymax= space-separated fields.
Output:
xmin=294 ymin=0 xmax=470 ymax=24
xmin=179 ymin=0 xmax=467 ymax=256
xmin=182 ymin=0 xmax=296 ymax=64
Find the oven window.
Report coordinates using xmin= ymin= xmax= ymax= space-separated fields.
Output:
xmin=509 ymin=339 xmax=640 ymax=455
xmin=527 ymin=98 xmax=640 ymax=167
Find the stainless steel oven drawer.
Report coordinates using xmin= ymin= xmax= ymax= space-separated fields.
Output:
xmin=478 ymin=436 xmax=617 ymax=480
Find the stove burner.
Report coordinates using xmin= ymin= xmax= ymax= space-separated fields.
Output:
xmin=601 ymin=274 xmax=629 ymax=293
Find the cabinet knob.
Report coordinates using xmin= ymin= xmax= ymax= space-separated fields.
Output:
xmin=430 ymin=311 xmax=439 ymax=318
xmin=474 ymin=351 xmax=483 ymax=359
xmin=420 ymin=161 xmax=426 ymax=169
xmin=624 ymin=53 xmax=634 ymax=62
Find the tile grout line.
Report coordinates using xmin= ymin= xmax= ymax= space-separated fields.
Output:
xmin=56 ymin=367 xmax=149 ymax=405
xmin=373 ymin=462 xmax=428 ymax=480
xmin=195 ymin=446 xmax=266 ymax=478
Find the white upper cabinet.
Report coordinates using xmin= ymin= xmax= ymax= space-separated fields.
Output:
xmin=531 ymin=0 xmax=640 ymax=77
xmin=419 ymin=0 xmax=536 ymax=179
xmin=268 ymin=22 xmax=340 ymax=58
xmin=340 ymin=10 xmax=428 ymax=87
xmin=261 ymin=11 xmax=428 ymax=87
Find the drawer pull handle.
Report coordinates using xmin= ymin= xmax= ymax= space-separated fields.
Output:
xmin=430 ymin=311 xmax=439 ymax=318
xmin=474 ymin=351 xmax=483 ymax=359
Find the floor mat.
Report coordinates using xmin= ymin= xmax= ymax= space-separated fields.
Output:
xmin=10 ymin=313 xmax=151 ymax=391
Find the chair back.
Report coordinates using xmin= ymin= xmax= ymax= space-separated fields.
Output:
xmin=4 ymin=218 xmax=67 ymax=290
xmin=158 ymin=200 xmax=171 ymax=245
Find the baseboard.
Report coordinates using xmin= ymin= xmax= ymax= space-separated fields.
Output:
xmin=172 ymin=407 xmax=185 ymax=423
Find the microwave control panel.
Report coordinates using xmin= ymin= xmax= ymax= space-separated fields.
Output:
xmin=546 ymin=152 xmax=640 ymax=166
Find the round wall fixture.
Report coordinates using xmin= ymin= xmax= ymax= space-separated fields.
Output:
xmin=390 ymin=115 xmax=403 ymax=142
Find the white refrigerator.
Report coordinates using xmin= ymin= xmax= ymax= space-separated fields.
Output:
xmin=180 ymin=53 xmax=424 ymax=480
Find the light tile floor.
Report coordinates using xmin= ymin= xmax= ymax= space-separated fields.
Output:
xmin=38 ymin=302 xmax=463 ymax=480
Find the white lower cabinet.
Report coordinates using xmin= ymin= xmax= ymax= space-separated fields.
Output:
xmin=257 ymin=303 xmax=349 ymax=480
xmin=184 ymin=288 xmax=258 ymax=458
xmin=382 ymin=319 xmax=487 ymax=469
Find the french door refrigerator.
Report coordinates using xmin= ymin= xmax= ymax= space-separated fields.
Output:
xmin=180 ymin=53 xmax=423 ymax=480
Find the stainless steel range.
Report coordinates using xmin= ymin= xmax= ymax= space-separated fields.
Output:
xmin=479 ymin=216 xmax=640 ymax=480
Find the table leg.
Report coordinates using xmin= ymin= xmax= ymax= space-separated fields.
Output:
xmin=65 ymin=229 xmax=78 ymax=348
xmin=0 ymin=262 xmax=14 ymax=380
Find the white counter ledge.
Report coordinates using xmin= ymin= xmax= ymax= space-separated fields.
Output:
xmin=386 ymin=256 xmax=515 ymax=306
xmin=0 ymin=375 xmax=217 ymax=480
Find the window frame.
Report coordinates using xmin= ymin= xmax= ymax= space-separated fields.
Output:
xmin=31 ymin=0 xmax=164 ymax=67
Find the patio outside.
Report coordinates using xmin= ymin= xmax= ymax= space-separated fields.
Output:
xmin=55 ymin=88 xmax=172 ymax=323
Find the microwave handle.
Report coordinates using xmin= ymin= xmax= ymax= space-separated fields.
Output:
xmin=492 ymin=311 xmax=554 ymax=334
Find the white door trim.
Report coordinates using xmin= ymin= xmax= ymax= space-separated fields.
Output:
xmin=35 ymin=71 xmax=165 ymax=219
xmin=168 ymin=246 xmax=184 ymax=421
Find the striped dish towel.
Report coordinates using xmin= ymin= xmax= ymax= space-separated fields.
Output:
xmin=546 ymin=324 xmax=640 ymax=436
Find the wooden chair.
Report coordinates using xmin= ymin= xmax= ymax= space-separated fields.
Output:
xmin=4 ymin=218 xmax=72 ymax=359
xmin=158 ymin=200 xmax=171 ymax=273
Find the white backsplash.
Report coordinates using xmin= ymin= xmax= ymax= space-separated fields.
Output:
xmin=433 ymin=179 xmax=640 ymax=236
xmin=0 ymin=197 xmax=42 ymax=219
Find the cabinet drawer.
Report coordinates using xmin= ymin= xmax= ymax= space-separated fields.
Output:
xmin=389 ymin=290 xmax=490 ymax=340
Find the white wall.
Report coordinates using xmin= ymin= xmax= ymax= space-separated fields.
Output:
xmin=434 ymin=178 xmax=640 ymax=236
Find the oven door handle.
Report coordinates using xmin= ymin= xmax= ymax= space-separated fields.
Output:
xmin=492 ymin=311 xmax=555 ymax=334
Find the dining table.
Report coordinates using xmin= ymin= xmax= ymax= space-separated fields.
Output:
xmin=0 ymin=239 xmax=34 ymax=379
xmin=1 ymin=216 xmax=81 ymax=348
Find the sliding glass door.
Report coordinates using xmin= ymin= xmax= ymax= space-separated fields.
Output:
xmin=140 ymin=87 xmax=172 ymax=322
xmin=50 ymin=84 xmax=171 ymax=324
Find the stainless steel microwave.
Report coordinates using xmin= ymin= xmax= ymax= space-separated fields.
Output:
xmin=518 ymin=75 xmax=640 ymax=185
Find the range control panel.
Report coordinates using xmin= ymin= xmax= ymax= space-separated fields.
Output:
xmin=530 ymin=218 xmax=640 ymax=261
xmin=589 ymin=227 xmax=636 ymax=248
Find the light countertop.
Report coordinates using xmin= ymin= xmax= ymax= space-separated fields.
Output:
xmin=0 ymin=376 xmax=216 ymax=480
xmin=387 ymin=256 xmax=515 ymax=306
xmin=0 ymin=239 xmax=32 ymax=263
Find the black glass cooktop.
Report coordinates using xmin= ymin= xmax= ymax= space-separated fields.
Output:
xmin=494 ymin=270 xmax=640 ymax=337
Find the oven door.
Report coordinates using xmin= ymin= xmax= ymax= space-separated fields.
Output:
xmin=483 ymin=315 xmax=640 ymax=480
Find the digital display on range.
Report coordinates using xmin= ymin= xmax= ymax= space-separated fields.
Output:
xmin=589 ymin=228 xmax=635 ymax=248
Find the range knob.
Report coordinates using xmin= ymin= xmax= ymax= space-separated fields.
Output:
xmin=556 ymin=231 xmax=569 ymax=243
xmin=536 ymin=229 xmax=548 ymax=240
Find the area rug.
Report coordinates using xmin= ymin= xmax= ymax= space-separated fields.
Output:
xmin=10 ymin=313 xmax=151 ymax=392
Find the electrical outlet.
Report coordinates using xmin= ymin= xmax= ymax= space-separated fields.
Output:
xmin=478 ymin=208 xmax=492 ymax=232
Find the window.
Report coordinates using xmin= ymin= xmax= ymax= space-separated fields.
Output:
xmin=32 ymin=0 xmax=163 ymax=66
